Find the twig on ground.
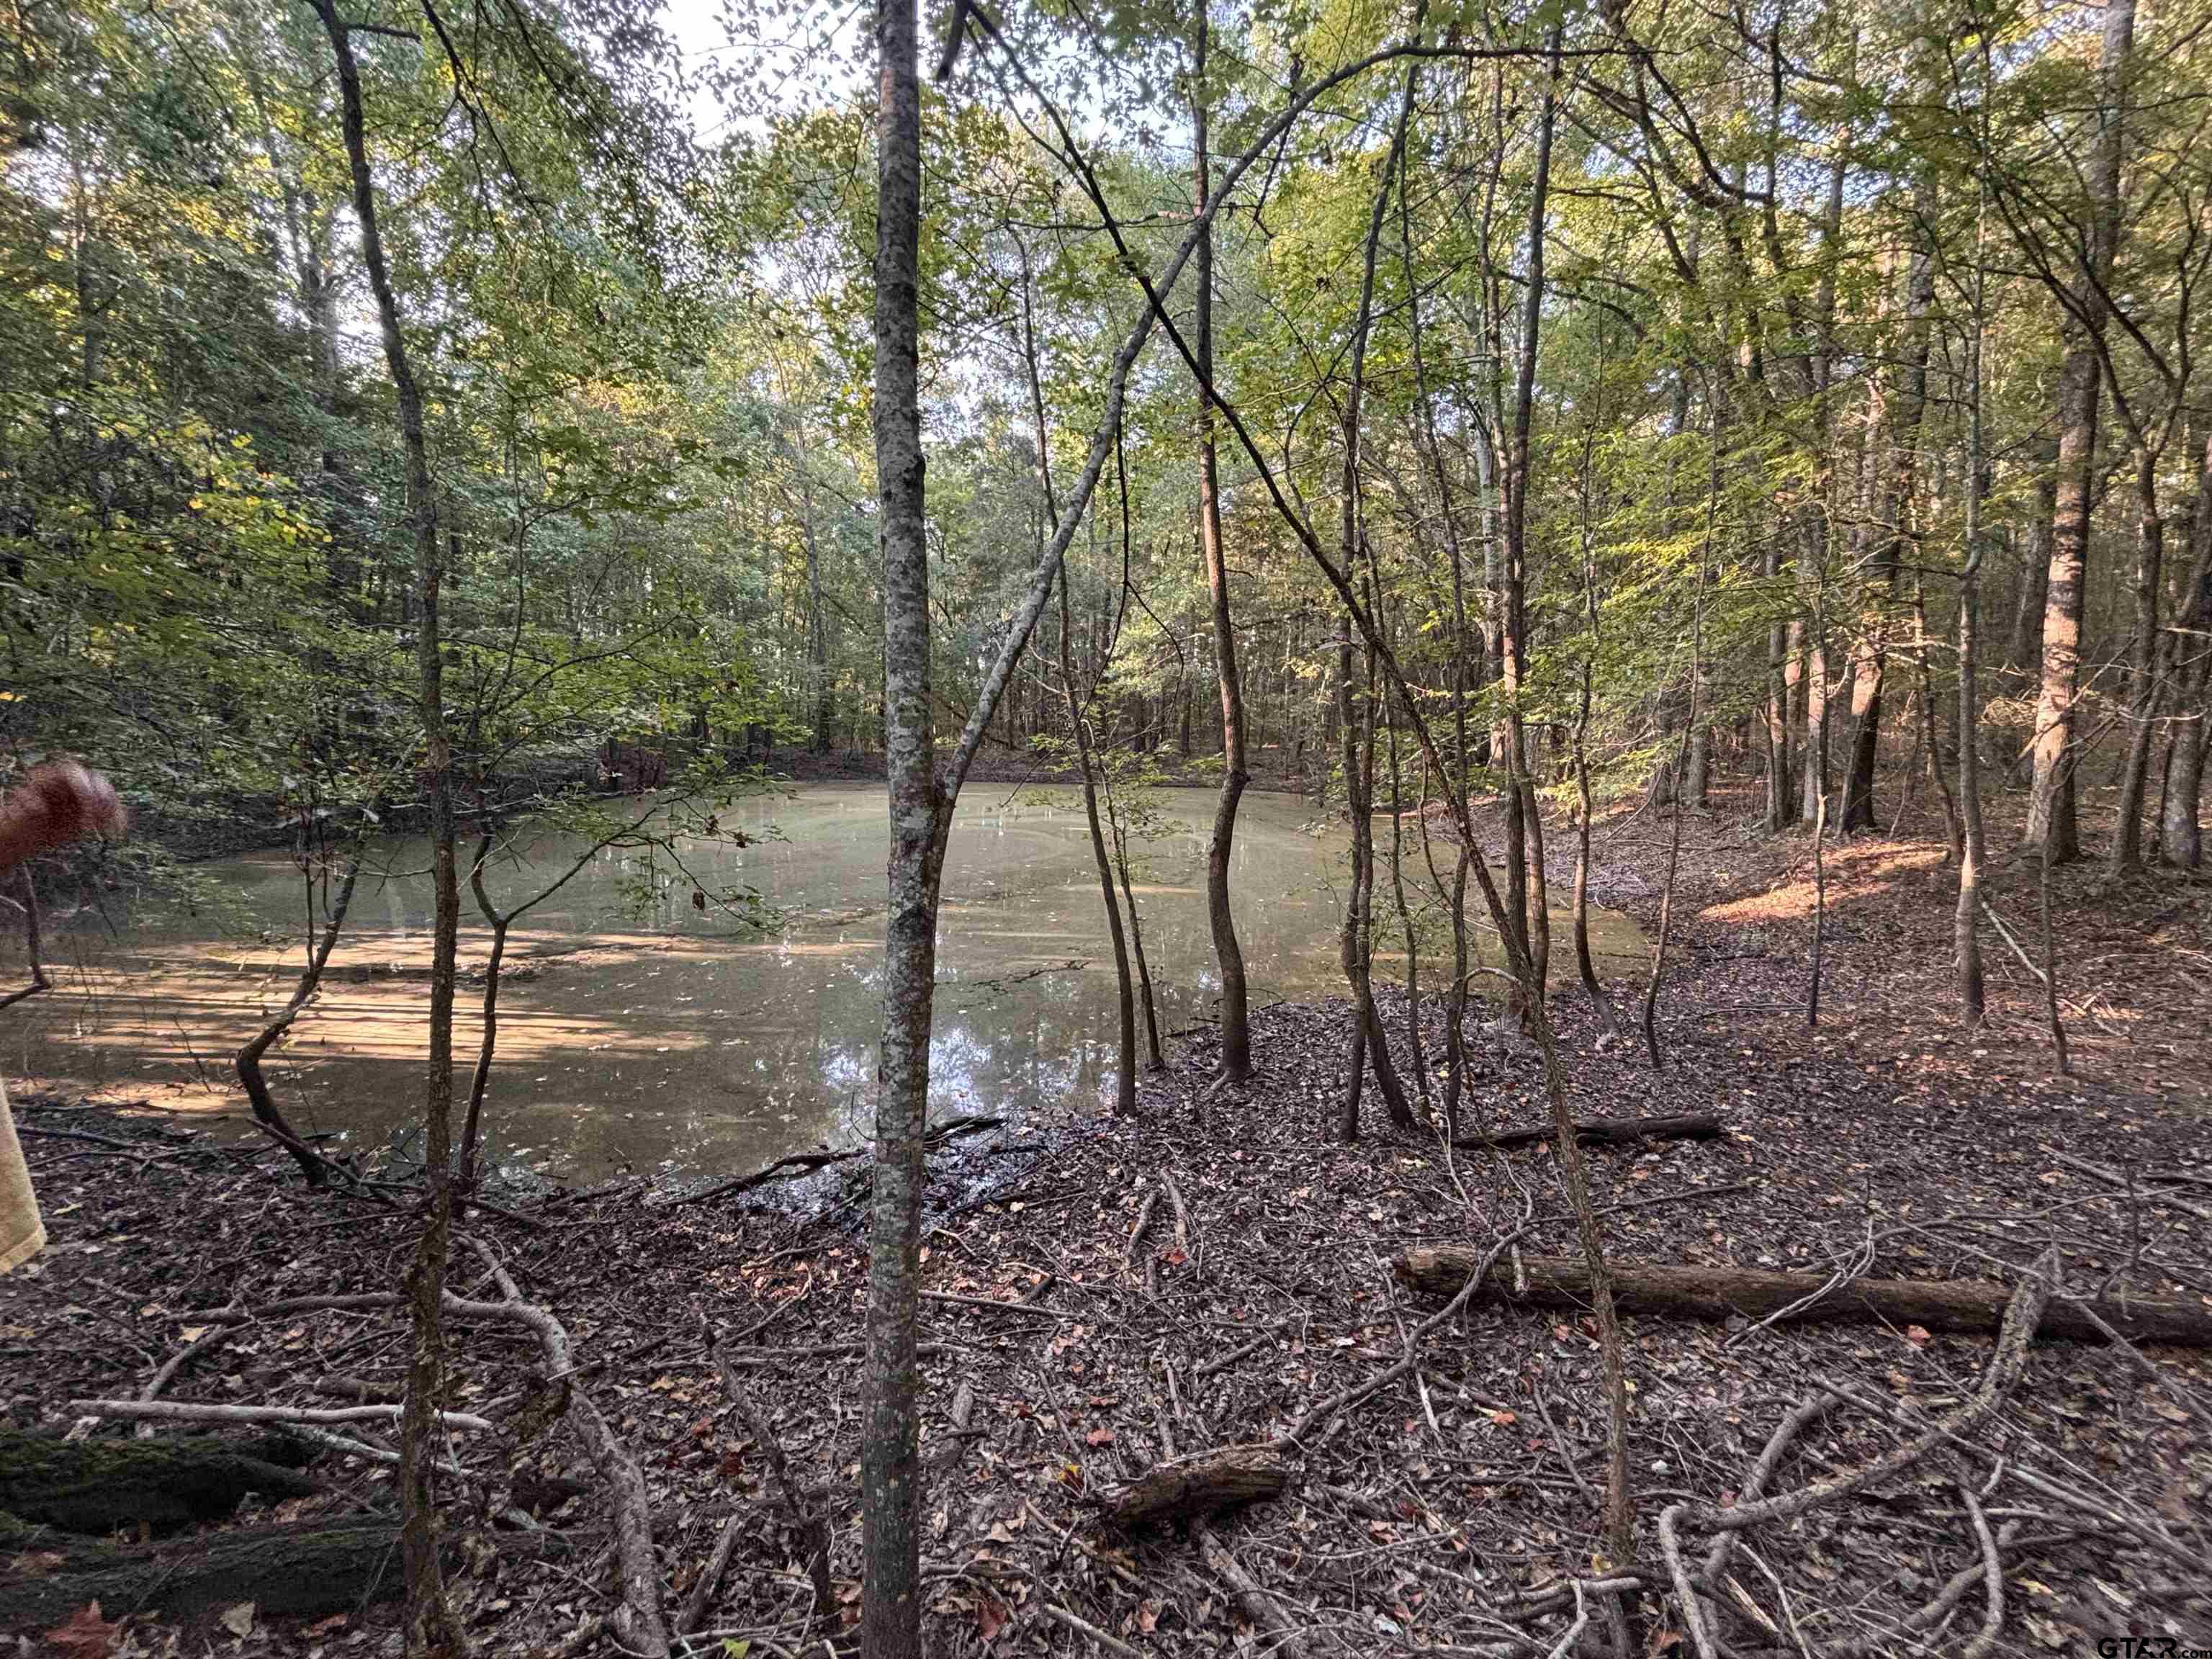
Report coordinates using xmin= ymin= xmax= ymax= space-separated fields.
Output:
xmin=1960 ymin=1478 xmax=2006 ymax=1659
xmin=710 ymin=1328 xmax=836 ymax=1625
xmin=71 ymin=1398 xmax=493 ymax=1432
xmin=1659 ymin=1251 xmax=2053 ymax=1659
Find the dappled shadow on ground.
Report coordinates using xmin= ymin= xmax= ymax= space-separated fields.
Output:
xmin=1 ymin=768 xmax=2203 ymax=1655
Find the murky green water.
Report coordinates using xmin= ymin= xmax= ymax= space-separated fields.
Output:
xmin=3 ymin=784 xmax=1647 ymax=1182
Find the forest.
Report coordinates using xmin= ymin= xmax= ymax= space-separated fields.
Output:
xmin=1 ymin=0 xmax=2209 ymax=1651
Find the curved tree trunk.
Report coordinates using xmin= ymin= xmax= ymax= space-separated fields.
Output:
xmin=235 ymin=851 xmax=360 ymax=1189
xmin=1059 ymin=570 xmax=1138 ymax=1117
xmin=1017 ymin=248 xmax=1136 ymax=1116
xmin=1383 ymin=693 xmax=1431 ymax=1112
xmin=1105 ymin=791 xmax=1165 ymax=1071
xmin=1192 ymin=17 xmax=1251 ymax=1086
xmin=312 ymin=7 xmax=467 ymax=1653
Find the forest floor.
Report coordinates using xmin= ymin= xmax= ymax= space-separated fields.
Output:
xmin=3 ymin=777 xmax=2208 ymax=1658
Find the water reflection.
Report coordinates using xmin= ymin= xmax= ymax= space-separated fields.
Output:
xmin=1 ymin=785 xmax=1647 ymax=1182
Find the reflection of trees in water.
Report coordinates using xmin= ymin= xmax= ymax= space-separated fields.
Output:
xmin=19 ymin=788 xmax=1642 ymax=1178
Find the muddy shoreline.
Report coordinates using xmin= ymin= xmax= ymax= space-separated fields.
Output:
xmin=3 ymin=781 xmax=2206 ymax=1656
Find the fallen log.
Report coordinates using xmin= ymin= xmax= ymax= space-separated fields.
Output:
xmin=69 ymin=1398 xmax=494 ymax=1434
xmin=1099 ymin=1443 xmax=1290 ymax=1530
xmin=0 ymin=1516 xmax=405 ymax=1629
xmin=656 ymin=1112 xmax=1004 ymax=1209
xmin=0 ymin=1429 xmax=317 ymax=1536
xmin=1453 ymin=1112 xmax=1722 ymax=1153
xmin=1390 ymin=1251 xmax=2212 ymax=1347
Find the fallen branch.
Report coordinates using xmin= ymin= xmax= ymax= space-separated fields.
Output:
xmin=1390 ymin=1250 xmax=2212 ymax=1346
xmin=1698 ymin=1393 xmax=1834 ymax=1589
xmin=1098 ymin=1443 xmax=1290 ymax=1530
xmin=710 ymin=1330 xmax=835 ymax=1625
xmin=68 ymin=1398 xmax=493 ymax=1433
xmin=1658 ymin=1255 xmax=2052 ymax=1659
xmin=678 ymin=1509 xmax=748 ymax=1637
xmin=134 ymin=1318 xmax=235 ymax=1440
xmin=457 ymin=1239 xmax=670 ymax=1658
xmin=1042 ymin=1601 xmax=1145 ymax=1658
xmin=1960 ymin=1479 xmax=2006 ymax=1659
xmin=1452 ymin=1110 xmax=1721 ymax=1153
xmin=1125 ymin=1184 xmax=1161 ymax=1290
xmin=656 ymin=1113 xmax=1003 ymax=1209
xmin=1195 ymin=1323 xmax=1285 ymax=1380
xmin=1195 ymin=1516 xmax=1305 ymax=1657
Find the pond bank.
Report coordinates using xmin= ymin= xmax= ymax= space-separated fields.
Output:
xmin=2 ymin=781 xmax=2206 ymax=1656
xmin=4 ymin=783 xmax=1648 ymax=1185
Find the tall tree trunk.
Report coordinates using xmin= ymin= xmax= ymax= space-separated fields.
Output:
xmin=1103 ymin=783 xmax=1166 ymax=1071
xmin=1058 ymin=570 xmax=1138 ymax=1115
xmin=2159 ymin=431 xmax=2212 ymax=866
xmin=863 ymin=0 xmax=932 ymax=1650
xmin=1395 ymin=81 xmax=1474 ymax=1126
xmin=1914 ymin=572 xmax=1963 ymax=860
xmin=1503 ymin=14 xmax=1558 ymax=999
xmin=2026 ymin=0 xmax=2136 ymax=859
xmin=1335 ymin=621 xmax=1410 ymax=1136
xmin=2110 ymin=446 xmax=2164 ymax=869
xmin=1192 ymin=16 xmax=1252 ymax=1084
xmin=2007 ymin=434 xmax=2059 ymax=678
xmin=1383 ymin=682 xmax=1430 ymax=1113
xmin=1334 ymin=63 xmax=1417 ymax=1138
xmin=1841 ymin=209 xmax=1938 ymax=832
xmin=1645 ymin=420 xmax=1714 ymax=1071
xmin=1572 ymin=371 xmax=1617 ymax=1035
xmin=1764 ymin=505 xmax=1794 ymax=830
xmin=312 ymin=4 xmax=467 ymax=1652
xmin=1795 ymin=142 xmax=1850 ymax=830
xmin=1018 ymin=251 xmax=1136 ymax=1114
xmin=798 ymin=428 xmax=835 ymax=754
xmin=1957 ymin=172 xmax=1990 ymax=1025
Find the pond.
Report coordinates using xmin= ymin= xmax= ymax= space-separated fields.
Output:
xmin=1 ymin=783 xmax=1648 ymax=1183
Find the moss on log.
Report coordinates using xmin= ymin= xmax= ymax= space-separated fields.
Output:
xmin=0 ymin=1516 xmax=405 ymax=1629
xmin=0 ymin=1429 xmax=318 ymax=1535
xmin=1390 ymin=1250 xmax=2212 ymax=1346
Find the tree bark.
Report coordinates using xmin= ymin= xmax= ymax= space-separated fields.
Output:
xmin=1058 ymin=568 xmax=1137 ymax=1116
xmin=1958 ymin=175 xmax=1991 ymax=1024
xmin=2110 ymin=446 xmax=2165 ymax=869
xmin=1020 ymin=249 xmax=1136 ymax=1117
xmin=1451 ymin=1111 xmax=1719 ymax=1154
xmin=1841 ymin=208 xmax=1937 ymax=833
xmin=1333 ymin=73 xmax=1417 ymax=1138
xmin=2006 ymin=434 xmax=2059 ymax=678
xmin=2026 ymin=0 xmax=2136 ymax=859
xmin=311 ymin=6 xmax=465 ymax=1650
xmin=0 ymin=1517 xmax=420 ymax=1631
xmin=1192 ymin=17 xmax=1252 ymax=1086
xmin=235 ymin=853 xmax=359 ymax=1187
xmin=1393 ymin=1251 xmax=2212 ymax=1346
xmin=2159 ymin=431 xmax=2212 ymax=866
xmin=1395 ymin=78 xmax=1475 ymax=1130
xmin=863 ymin=0 xmax=932 ymax=1650
xmin=0 ymin=1429 xmax=318 ymax=1536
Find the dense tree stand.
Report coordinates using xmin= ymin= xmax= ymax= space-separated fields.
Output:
xmin=6 ymin=0 xmax=2212 ymax=1649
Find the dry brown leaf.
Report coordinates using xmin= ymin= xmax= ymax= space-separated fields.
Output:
xmin=45 ymin=1602 xmax=122 ymax=1659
